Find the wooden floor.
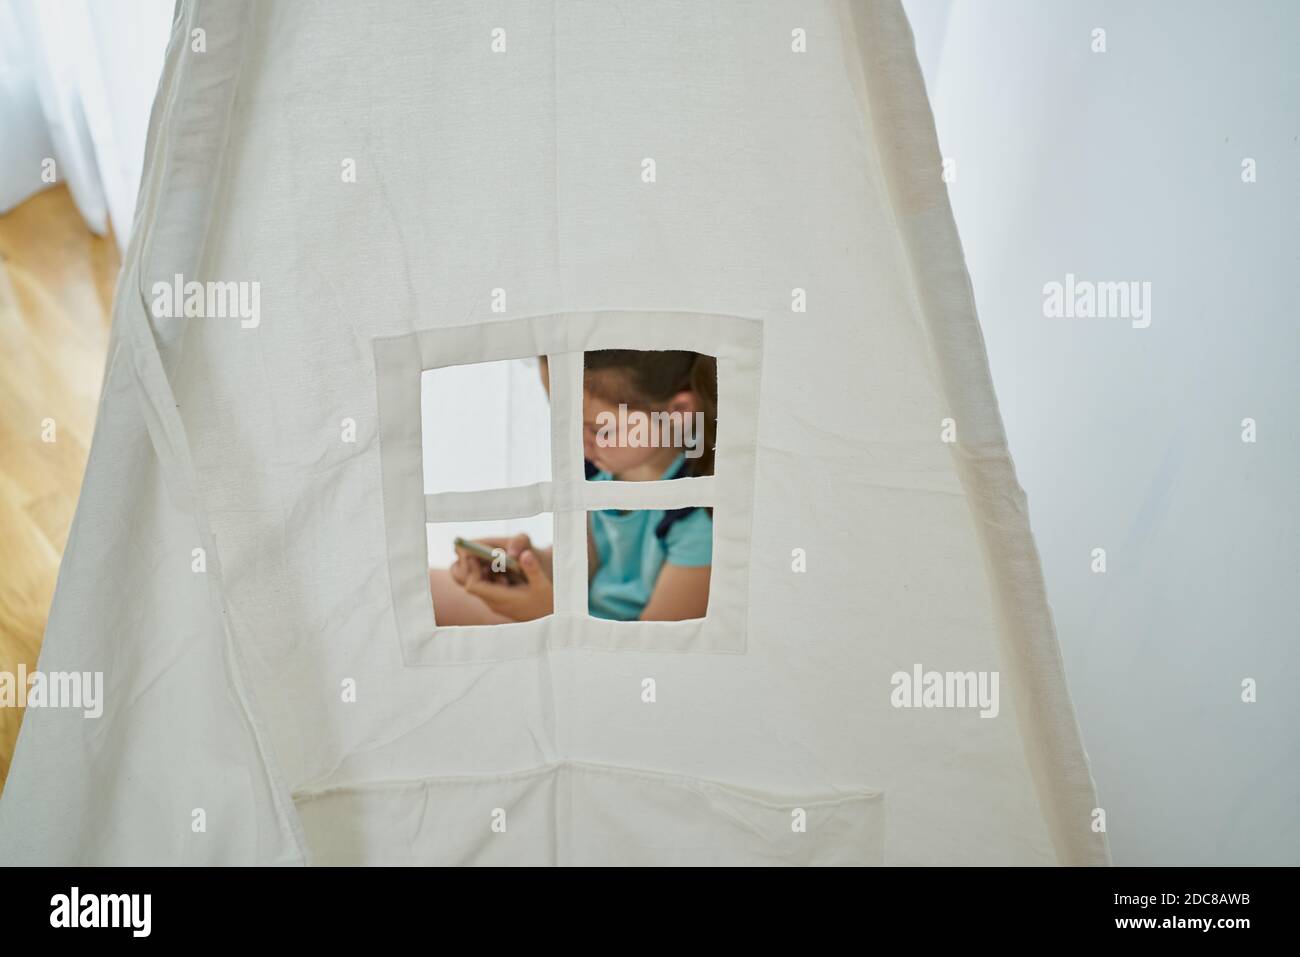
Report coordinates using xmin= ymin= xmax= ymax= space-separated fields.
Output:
xmin=0 ymin=185 xmax=118 ymax=794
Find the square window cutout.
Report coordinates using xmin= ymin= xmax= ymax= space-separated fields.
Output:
xmin=421 ymin=357 xmax=551 ymax=494
xmin=427 ymin=515 xmax=555 ymax=626
xmin=587 ymin=508 xmax=712 ymax=622
xmin=581 ymin=349 xmax=717 ymax=485
xmin=373 ymin=311 xmax=760 ymax=664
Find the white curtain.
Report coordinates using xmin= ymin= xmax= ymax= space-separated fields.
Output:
xmin=0 ymin=0 xmax=174 ymax=248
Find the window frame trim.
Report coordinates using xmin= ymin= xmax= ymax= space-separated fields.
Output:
xmin=373 ymin=310 xmax=763 ymax=666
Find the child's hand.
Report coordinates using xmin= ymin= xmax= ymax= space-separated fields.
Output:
xmin=460 ymin=547 xmax=553 ymax=622
xmin=451 ymin=534 xmax=551 ymax=582
xmin=451 ymin=536 xmax=522 ymax=587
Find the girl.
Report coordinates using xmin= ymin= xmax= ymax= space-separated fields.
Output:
xmin=428 ymin=350 xmax=716 ymax=624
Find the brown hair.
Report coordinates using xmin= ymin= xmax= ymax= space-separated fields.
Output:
xmin=583 ymin=350 xmax=718 ymax=478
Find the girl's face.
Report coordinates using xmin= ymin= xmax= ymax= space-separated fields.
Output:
xmin=581 ymin=387 xmax=698 ymax=475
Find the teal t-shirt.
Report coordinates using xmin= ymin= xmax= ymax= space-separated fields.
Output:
xmin=588 ymin=453 xmax=713 ymax=621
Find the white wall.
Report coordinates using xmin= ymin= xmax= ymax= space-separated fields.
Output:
xmin=904 ymin=0 xmax=1300 ymax=864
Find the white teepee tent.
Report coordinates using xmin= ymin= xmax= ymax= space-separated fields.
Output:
xmin=0 ymin=0 xmax=1108 ymax=866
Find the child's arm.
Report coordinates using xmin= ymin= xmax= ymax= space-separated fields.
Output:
xmin=639 ymin=564 xmax=711 ymax=621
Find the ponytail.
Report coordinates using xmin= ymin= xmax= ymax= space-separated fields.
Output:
xmin=687 ymin=354 xmax=717 ymax=479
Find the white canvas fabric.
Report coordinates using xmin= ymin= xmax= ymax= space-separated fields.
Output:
xmin=0 ymin=0 xmax=1109 ymax=866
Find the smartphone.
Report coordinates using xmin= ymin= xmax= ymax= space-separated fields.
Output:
xmin=454 ymin=537 xmax=528 ymax=584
